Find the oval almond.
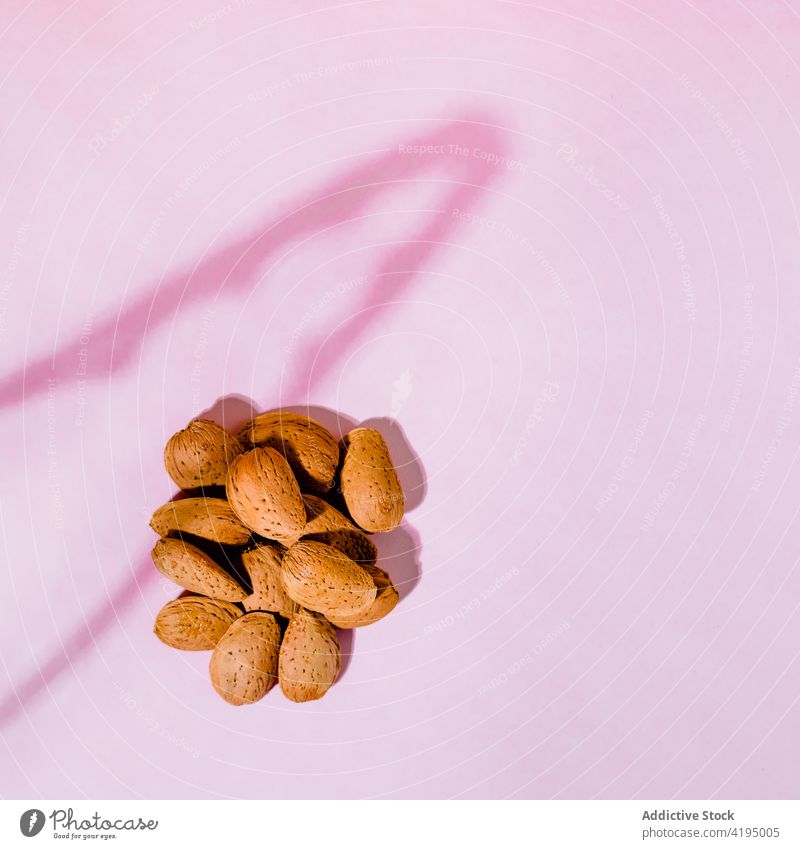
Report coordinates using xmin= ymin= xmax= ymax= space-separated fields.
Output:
xmin=242 ymin=542 xmax=298 ymax=618
xmin=164 ymin=419 xmax=243 ymax=490
xmin=209 ymin=612 xmax=281 ymax=705
xmin=150 ymin=497 xmax=251 ymax=545
xmin=237 ymin=411 xmax=339 ymax=494
xmin=281 ymin=541 xmax=376 ymax=618
xmin=151 ymin=537 xmax=247 ymax=601
xmin=278 ymin=611 xmax=340 ymax=702
xmin=304 ymin=529 xmax=377 ymax=567
xmin=154 ymin=596 xmax=242 ymax=650
xmin=302 ymin=494 xmax=357 ymax=534
xmin=226 ymin=447 xmax=305 ymax=545
xmin=340 ymin=428 xmax=404 ymax=532
xmin=326 ymin=564 xmax=399 ymax=629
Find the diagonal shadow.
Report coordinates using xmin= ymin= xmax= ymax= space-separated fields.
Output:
xmin=0 ymin=113 xmax=506 ymax=409
xmin=0 ymin=113 xmax=509 ymax=726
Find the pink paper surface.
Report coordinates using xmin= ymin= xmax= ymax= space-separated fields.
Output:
xmin=1 ymin=0 xmax=799 ymax=799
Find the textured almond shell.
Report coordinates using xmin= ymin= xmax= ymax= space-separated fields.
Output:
xmin=242 ymin=543 xmax=299 ymax=617
xmin=154 ymin=596 xmax=242 ymax=650
xmin=164 ymin=419 xmax=243 ymax=489
xmin=281 ymin=541 xmax=377 ymax=618
xmin=209 ymin=612 xmax=281 ymax=705
xmin=301 ymin=494 xmax=358 ymax=534
xmin=151 ymin=537 xmax=247 ymax=601
xmin=326 ymin=564 xmax=399 ymax=628
xmin=226 ymin=447 xmax=306 ymax=545
xmin=341 ymin=428 xmax=404 ymax=532
xmin=237 ymin=411 xmax=339 ymax=494
xmin=278 ymin=611 xmax=340 ymax=702
xmin=150 ymin=497 xmax=251 ymax=545
xmin=304 ymin=529 xmax=378 ymax=567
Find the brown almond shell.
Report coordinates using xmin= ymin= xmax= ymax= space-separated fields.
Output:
xmin=326 ymin=564 xmax=399 ymax=628
xmin=242 ymin=542 xmax=299 ymax=617
xmin=237 ymin=411 xmax=339 ymax=494
xmin=278 ymin=610 xmax=340 ymax=702
xmin=151 ymin=537 xmax=247 ymax=601
xmin=150 ymin=497 xmax=251 ymax=545
xmin=164 ymin=418 xmax=243 ymax=489
xmin=281 ymin=540 xmax=377 ymax=618
xmin=209 ymin=612 xmax=281 ymax=705
xmin=154 ymin=596 xmax=242 ymax=650
xmin=340 ymin=427 xmax=404 ymax=532
xmin=226 ymin=447 xmax=306 ymax=545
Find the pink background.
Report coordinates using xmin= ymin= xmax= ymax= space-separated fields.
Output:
xmin=1 ymin=1 xmax=799 ymax=799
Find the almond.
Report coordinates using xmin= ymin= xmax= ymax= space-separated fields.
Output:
xmin=164 ymin=419 xmax=243 ymax=490
xmin=302 ymin=494 xmax=357 ymax=534
xmin=281 ymin=540 xmax=377 ymax=618
xmin=301 ymin=494 xmax=377 ymax=565
xmin=305 ymin=529 xmax=378 ymax=567
xmin=150 ymin=497 xmax=251 ymax=545
xmin=237 ymin=411 xmax=339 ymax=494
xmin=242 ymin=542 xmax=299 ymax=617
xmin=154 ymin=596 xmax=242 ymax=650
xmin=326 ymin=564 xmax=399 ymax=628
xmin=278 ymin=611 xmax=340 ymax=702
xmin=151 ymin=537 xmax=247 ymax=601
xmin=209 ymin=612 xmax=281 ymax=705
xmin=226 ymin=447 xmax=305 ymax=545
xmin=340 ymin=427 xmax=404 ymax=532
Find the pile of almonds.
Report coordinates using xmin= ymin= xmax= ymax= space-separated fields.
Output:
xmin=149 ymin=411 xmax=404 ymax=705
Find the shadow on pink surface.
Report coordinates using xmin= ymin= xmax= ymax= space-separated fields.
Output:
xmin=0 ymin=113 xmax=509 ymax=725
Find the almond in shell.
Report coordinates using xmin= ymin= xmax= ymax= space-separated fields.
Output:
xmin=278 ymin=611 xmax=340 ymax=702
xmin=154 ymin=596 xmax=242 ymax=650
xmin=209 ymin=612 xmax=281 ymax=705
xmin=281 ymin=540 xmax=377 ymax=618
xmin=242 ymin=542 xmax=298 ymax=617
xmin=340 ymin=427 xmax=404 ymax=532
xmin=304 ymin=529 xmax=377 ymax=567
xmin=150 ymin=497 xmax=251 ymax=545
xmin=302 ymin=494 xmax=357 ymax=534
xmin=237 ymin=411 xmax=339 ymax=494
xmin=226 ymin=447 xmax=305 ymax=545
xmin=151 ymin=537 xmax=247 ymax=601
xmin=326 ymin=564 xmax=399 ymax=628
xmin=164 ymin=419 xmax=243 ymax=490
